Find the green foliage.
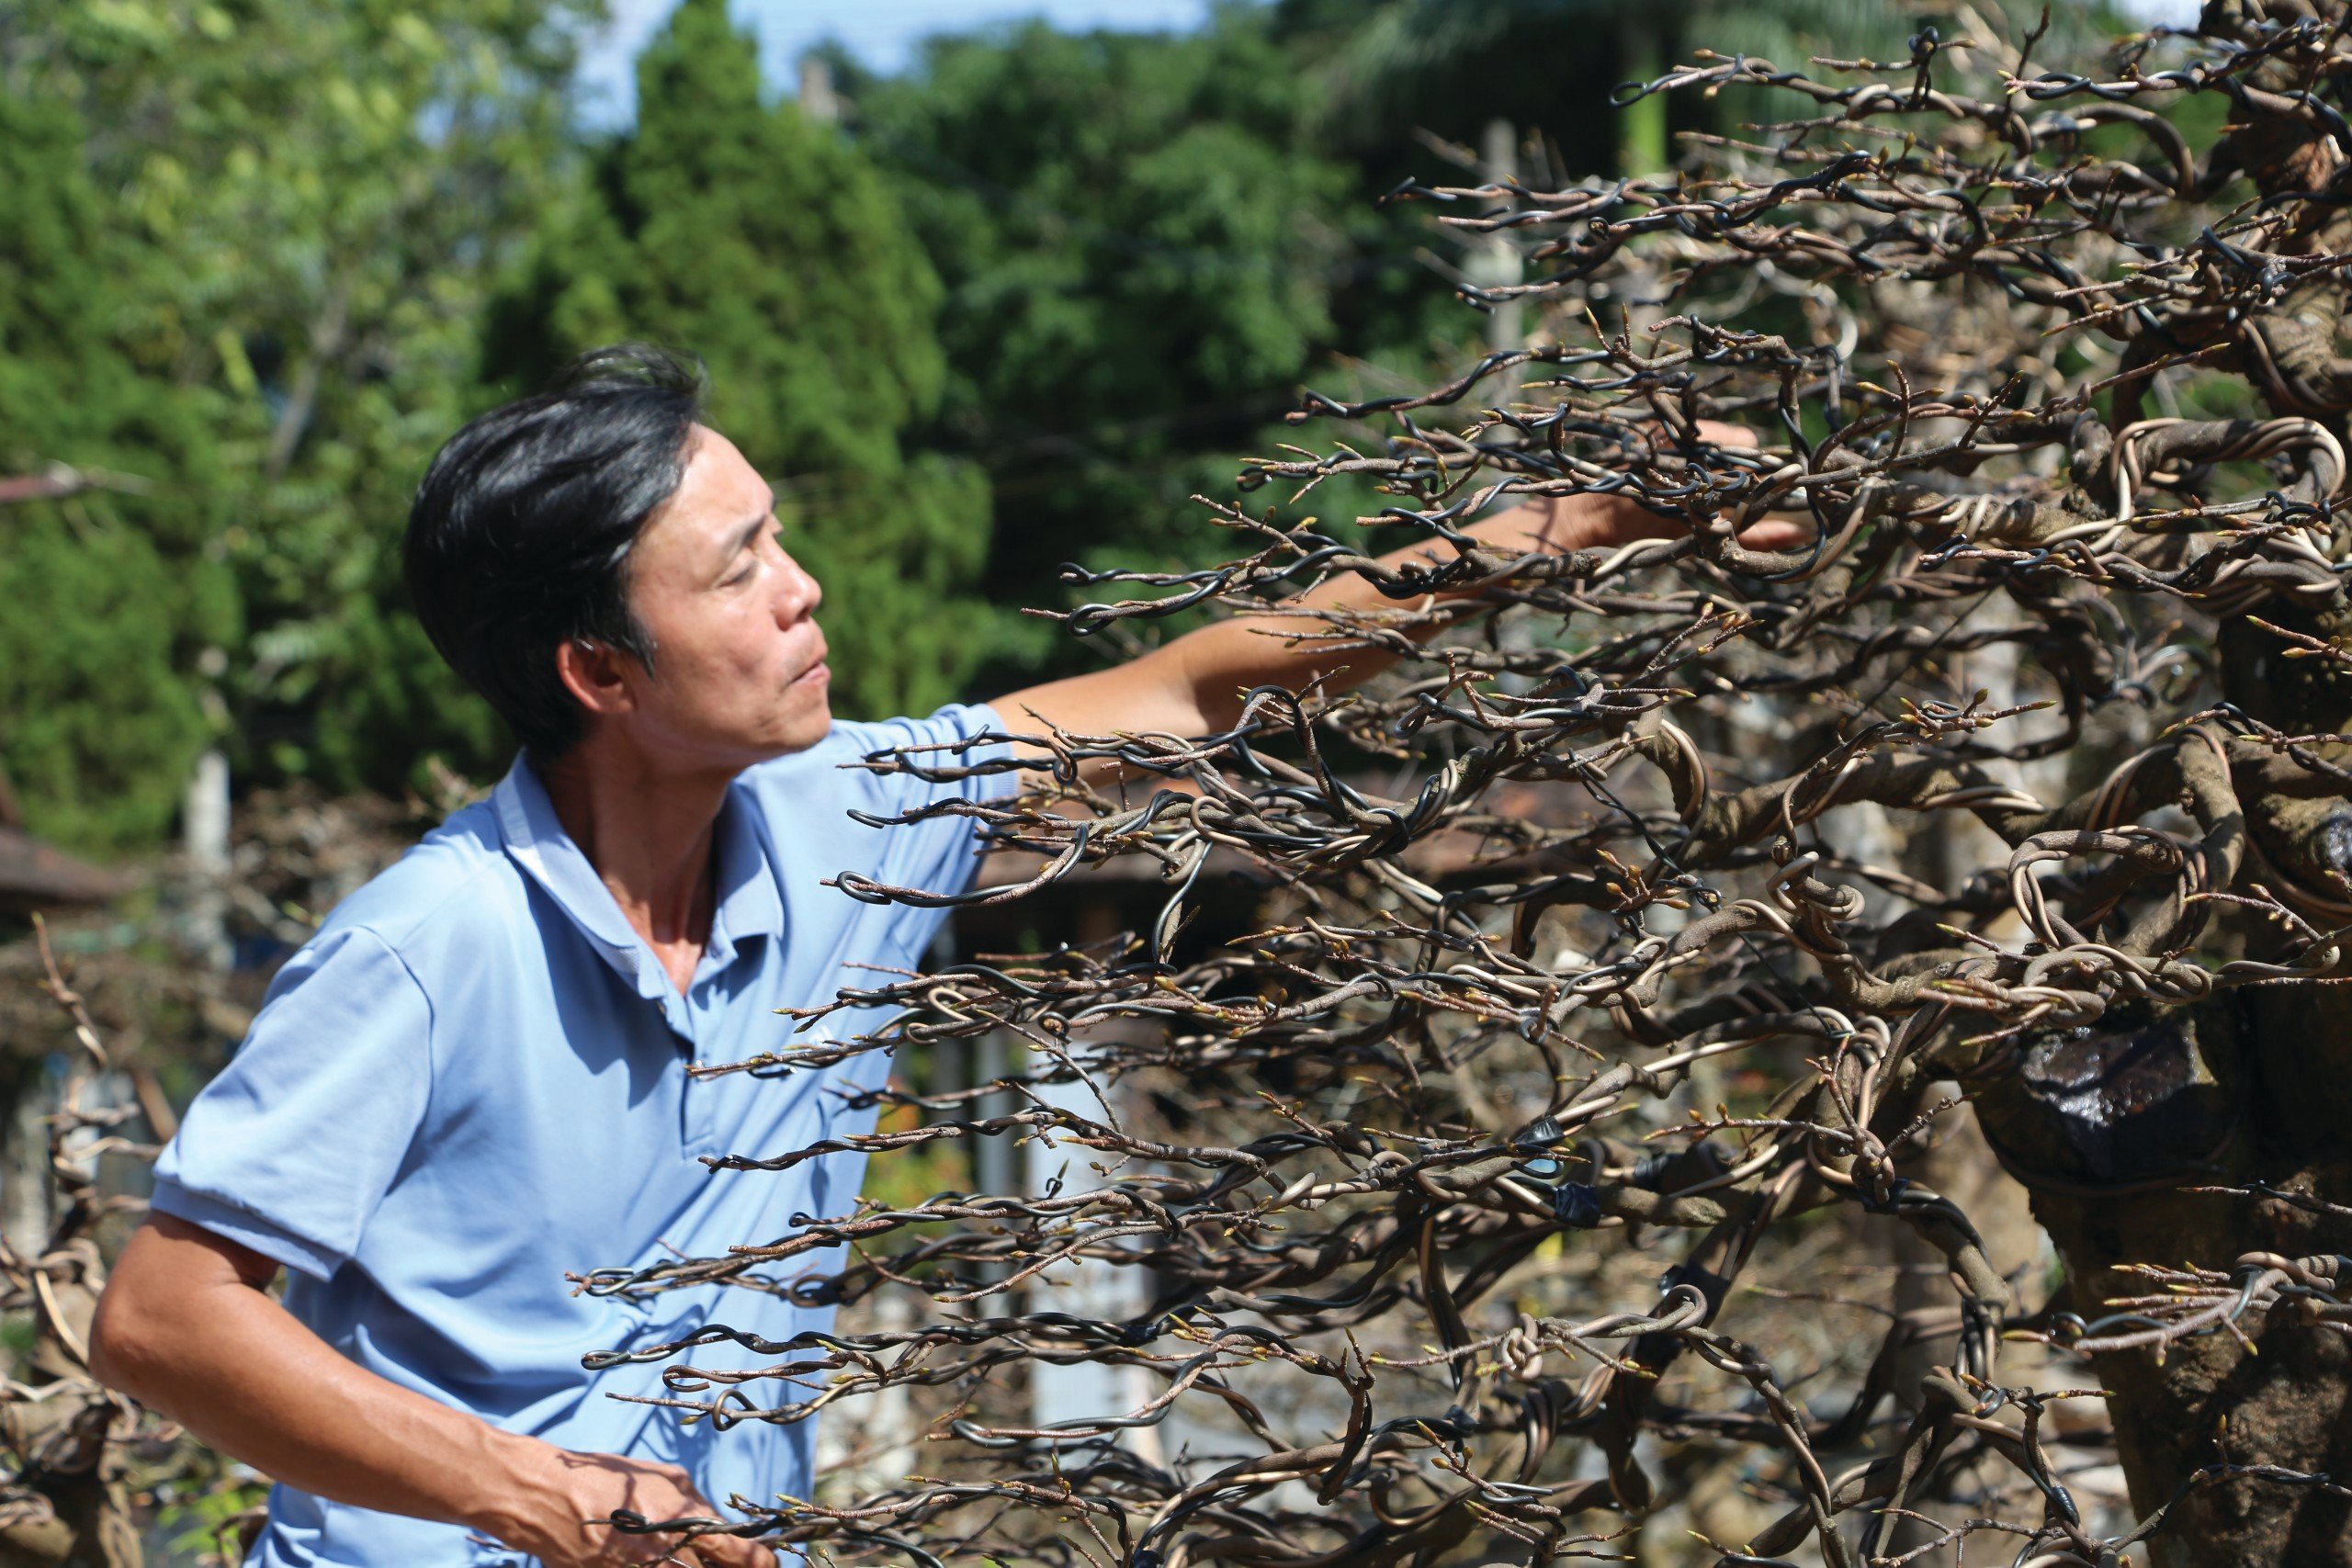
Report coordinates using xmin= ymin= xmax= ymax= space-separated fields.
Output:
xmin=490 ymin=0 xmax=992 ymax=723
xmin=0 ymin=86 xmax=233 ymax=851
xmin=10 ymin=0 xmax=592 ymax=825
xmin=862 ymin=14 xmax=1346 ymax=433
xmin=153 ymin=1448 xmax=274 ymax=1567
xmin=1283 ymin=0 xmax=2107 ymax=169
xmin=840 ymin=9 xmax=1382 ymax=682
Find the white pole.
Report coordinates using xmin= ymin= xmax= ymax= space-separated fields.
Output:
xmin=185 ymin=748 xmax=232 ymax=972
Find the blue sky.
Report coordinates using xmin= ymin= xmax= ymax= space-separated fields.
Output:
xmin=574 ymin=0 xmax=1217 ymax=126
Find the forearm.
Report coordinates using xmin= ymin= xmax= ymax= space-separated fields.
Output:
xmin=94 ymin=1216 xmax=763 ymax=1567
xmin=1161 ymin=493 xmax=1611 ymax=733
xmin=92 ymin=1224 xmax=543 ymax=1540
xmin=989 ymin=484 xmax=1766 ymax=755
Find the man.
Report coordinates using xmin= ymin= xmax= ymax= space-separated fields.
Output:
xmin=89 ymin=346 xmax=1785 ymax=1567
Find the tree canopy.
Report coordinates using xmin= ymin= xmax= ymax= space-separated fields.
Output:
xmin=4 ymin=0 xmax=591 ymax=843
xmin=0 ymin=85 xmax=230 ymax=850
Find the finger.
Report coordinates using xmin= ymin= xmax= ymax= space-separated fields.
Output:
xmin=1735 ymin=519 xmax=1813 ymax=550
xmin=591 ymin=1538 xmax=666 ymax=1568
xmin=688 ymin=1532 xmax=770 ymax=1568
xmin=610 ymin=1529 xmax=690 ymax=1568
xmin=1599 ymin=499 xmax=1685 ymax=545
xmin=1693 ymin=418 xmax=1760 ymax=450
xmin=646 ymin=1533 xmax=735 ymax=1568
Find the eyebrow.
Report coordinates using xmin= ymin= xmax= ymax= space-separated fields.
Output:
xmin=719 ymin=488 xmax=777 ymax=565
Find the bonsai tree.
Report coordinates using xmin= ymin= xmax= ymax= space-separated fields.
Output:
xmin=588 ymin=3 xmax=2352 ymax=1563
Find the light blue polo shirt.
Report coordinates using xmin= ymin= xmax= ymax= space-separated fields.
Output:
xmin=152 ymin=705 xmax=1013 ymax=1568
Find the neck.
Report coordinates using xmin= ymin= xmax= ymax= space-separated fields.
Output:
xmin=537 ymin=737 xmax=736 ymax=971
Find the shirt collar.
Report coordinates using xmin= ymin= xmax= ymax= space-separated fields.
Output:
xmin=491 ymin=754 xmax=784 ymax=1002
xmin=705 ymin=777 xmax=784 ymax=968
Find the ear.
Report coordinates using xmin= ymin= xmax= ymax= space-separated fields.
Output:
xmin=553 ymin=637 xmax=640 ymax=723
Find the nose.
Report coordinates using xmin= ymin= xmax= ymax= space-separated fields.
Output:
xmin=773 ymin=544 xmax=822 ymax=626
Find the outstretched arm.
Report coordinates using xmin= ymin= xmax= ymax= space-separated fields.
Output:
xmin=991 ymin=476 xmax=1802 ymax=753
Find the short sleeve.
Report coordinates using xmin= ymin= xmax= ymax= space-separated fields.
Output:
xmin=152 ymin=925 xmax=434 ymax=1280
xmin=755 ymin=701 xmax=1018 ymax=900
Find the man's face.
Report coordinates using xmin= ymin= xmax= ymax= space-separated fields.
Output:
xmin=610 ymin=424 xmax=831 ymax=770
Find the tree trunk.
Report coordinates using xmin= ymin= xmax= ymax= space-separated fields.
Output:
xmin=1968 ymin=598 xmax=2352 ymax=1563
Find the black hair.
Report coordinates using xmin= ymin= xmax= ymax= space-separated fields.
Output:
xmin=404 ymin=344 xmax=706 ymax=759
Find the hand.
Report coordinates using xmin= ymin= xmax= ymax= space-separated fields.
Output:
xmin=470 ymin=1440 xmax=772 ymax=1568
xmin=1532 ymin=418 xmax=1811 ymax=554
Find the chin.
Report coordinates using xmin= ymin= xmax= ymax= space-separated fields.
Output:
xmin=709 ymin=680 xmax=831 ymax=766
xmin=771 ymin=701 xmax=835 ymax=756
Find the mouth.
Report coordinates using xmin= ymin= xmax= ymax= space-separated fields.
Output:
xmin=791 ymin=634 xmax=831 ymax=689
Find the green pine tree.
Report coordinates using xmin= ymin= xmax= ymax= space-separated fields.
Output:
xmin=0 ymin=87 xmax=236 ymax=852
xmin=17 ymin=0 xmax=594 ymax=815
